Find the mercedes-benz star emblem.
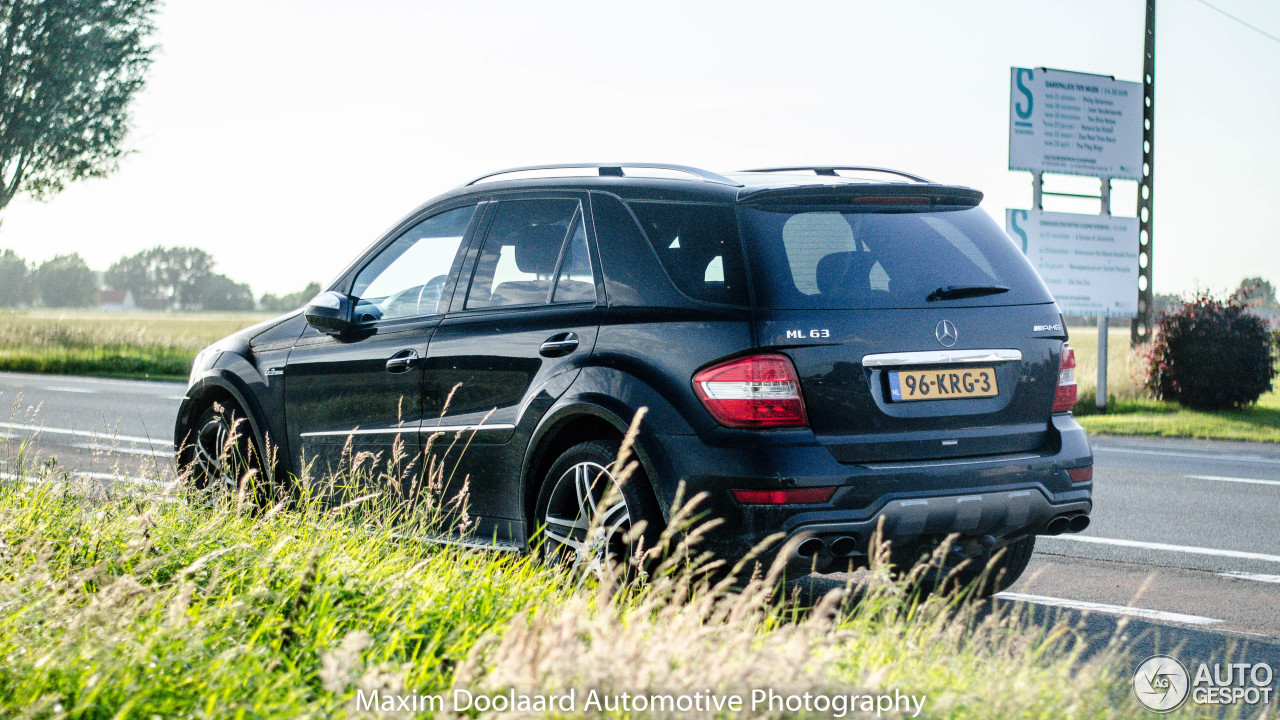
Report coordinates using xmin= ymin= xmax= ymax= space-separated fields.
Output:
xmin=935 ymin=320 xmax=958 ymax=348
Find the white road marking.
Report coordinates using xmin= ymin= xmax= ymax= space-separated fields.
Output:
xmin=75 ymin=471 xmax=170 ymax=487
xmin=0 ymin=470 xmax=167 ymax=487
xmin=996 ymin=592 xmax=1224 ymax=626
xmin=1051 ymin=535 xmax=1280 ymax=564
xmin=1185 ymin=474 xmax=1280 ymax=488
xmin=46 ymin=387 xmax=95 ymax=394
xmin=0 ymin=421 xmax=171 ymax=448
xmin=1219 ymin=571 xmax=1280 ymax=584
xmin=1094 ymin=445 xmax=1280 ymax=465
xmin=71 ymin=442 xmax=172 ymax=458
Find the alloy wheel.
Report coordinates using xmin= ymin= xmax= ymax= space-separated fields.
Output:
xmin=541 ymin=460 xmax=632 ymax=571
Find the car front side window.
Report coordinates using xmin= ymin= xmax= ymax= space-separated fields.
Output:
xmin=350 ymin=204 xmax=477 ymax=322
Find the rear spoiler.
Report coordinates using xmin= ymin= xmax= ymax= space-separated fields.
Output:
xmin=737 ymin=183 xmax=983 ymax=207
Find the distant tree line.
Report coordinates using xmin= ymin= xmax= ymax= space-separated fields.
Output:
xmin=0 ymin=246 xmax=318 ymax=312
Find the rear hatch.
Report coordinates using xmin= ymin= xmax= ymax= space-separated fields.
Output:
xmin=738 ymin=186 xmax=1068 ymax=463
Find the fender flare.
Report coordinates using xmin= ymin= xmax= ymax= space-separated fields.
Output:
xmin=174 ymin=368 xmax=275 ymax=476
xmin=519 ymin=391 xmax=683 ymax=538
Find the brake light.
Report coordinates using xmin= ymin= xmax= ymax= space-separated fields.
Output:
xmin=851 ymin=196 xmax=929 ymax=205
xmin=692 ymin=354 xmax=808 ymax=428
xmin=1052 ymin=344 xmax=1077 ymax=413
xmin=732 ymin=487 xmax=835 ymax=505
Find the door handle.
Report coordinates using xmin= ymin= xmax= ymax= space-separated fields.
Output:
xmin=385 ymin=349 xmax=419 ymax=373
xmin=539 ymin=332 xmax=579 ymax=358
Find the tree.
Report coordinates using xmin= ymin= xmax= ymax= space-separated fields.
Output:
xmin=1233 ymin=277 xmax=1276 ymax=309
xmin=33 ymin=253 xmax=96 ymax=307
xmin=260 ymin=281 xmax=321 ymax=313
xmin=0 ymin=248 xmax=28 ymax=306
xmin=196 ymin=272 xmax=254 ymax=311
xmin=105 ymin=246 xmax=215 ymax=309
xmin=0 ymin=0 xmax=159 ymax=211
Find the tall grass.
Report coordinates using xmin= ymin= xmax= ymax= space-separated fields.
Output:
xmin=0 ymin=417 xmax=1152 ymax=719
xmin=0 ymin=310 xmax=271 ymax=381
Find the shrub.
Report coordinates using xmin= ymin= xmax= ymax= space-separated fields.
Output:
xmin=1145 ymin=293 xmax=1277 ymax=409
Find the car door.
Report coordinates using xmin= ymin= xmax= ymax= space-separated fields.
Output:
xmin=422 ymin=193 xmax=604 ymax=543
xmin=284 ymin=202 xmax=483 ymax=503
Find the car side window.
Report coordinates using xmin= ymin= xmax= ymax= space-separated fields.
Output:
xmin=552 ymin=217 xmax=595 ymax=304
xmin=350 ymin=205 xmax=477 ymax=322
xmin=465 ymin=199 xmax=581 ymax=309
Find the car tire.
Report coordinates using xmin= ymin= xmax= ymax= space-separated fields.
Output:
xmin=953 ymin=535 xmax=1036 ymax=598
xmin=534 ymin=439 xmax=665 ymax=573
xmin=181 ymin=401 xmax=267 ymax=504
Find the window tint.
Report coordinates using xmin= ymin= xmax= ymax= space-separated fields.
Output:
xmin=351 ymin=204 xmax=476 ymax=321
xmin=552 ymin=219 xmax=594 ymax=303
xmin=466 ymin=199 xmax=580 ymax=309
xmin=628 ymin=202 xmax=748 ymax=306
xmin=740 ymin=206 xmax=1051 ymax=309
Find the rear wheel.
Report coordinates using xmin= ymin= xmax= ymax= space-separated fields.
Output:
xmin=534 ymin=440 xmax=664 ymax=574
xmin=182 ymin=402 xmax=265 ymax=503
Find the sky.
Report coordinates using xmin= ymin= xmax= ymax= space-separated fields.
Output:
xmin=1 ymin=0 xmax=1278 ymax=298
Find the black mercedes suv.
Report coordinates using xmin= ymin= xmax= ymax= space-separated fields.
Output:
xmin=176 ymin=163 xmax=1093 ymax=590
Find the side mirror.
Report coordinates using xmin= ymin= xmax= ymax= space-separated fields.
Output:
xmin=304 ymin=291 xmax=354 ymax=334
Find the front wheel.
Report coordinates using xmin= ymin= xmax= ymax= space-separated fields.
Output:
xmin=181 ymin=402 xmax=265 ymax=503
xmin=534 ymin=440 xmax=664 ymax=573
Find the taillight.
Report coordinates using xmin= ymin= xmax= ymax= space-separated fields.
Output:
xmin=1067 ymin=466 xmax=1093 ymax=483
xmin=1052 ymin=344 xmax=1077 ymax=413
xmin=692 ymin=354 xmax=808 ymax=428
xmin=732 ymin=487 xmax=835 ymax=505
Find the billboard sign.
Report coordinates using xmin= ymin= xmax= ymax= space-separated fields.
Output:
xmin=1009 ymin=67 xmax=1143 ymax=180
xmin=1006 ymin=209 xmax=1139 ymax=318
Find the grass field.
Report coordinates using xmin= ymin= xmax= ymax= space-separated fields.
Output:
xmin=0 ymin=310 xmax=272 ymax=381
xmin=0 ymin=457 xmax=1146 ymax=719
xmin=1067 ymin=325 xmax=1280 ymax=442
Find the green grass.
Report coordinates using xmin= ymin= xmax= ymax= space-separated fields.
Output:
xmin=0 ymin=454 xmax=1150 ymax=719
xmin=1067 ymin=325 xmax=1280 ymax=442
xmin=0 ymin=310 xmax=273 ymax=381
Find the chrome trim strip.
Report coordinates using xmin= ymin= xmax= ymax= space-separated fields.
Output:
xmin=421 ymin=423 xmax=516 ymax=434
xmin=300 ymin=423 xmax=515 ymax=439
xmin=861 ymin=349 xmax=1022 ymax=367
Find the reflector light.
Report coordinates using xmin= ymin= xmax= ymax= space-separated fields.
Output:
xmin=693 ymin=354 xmax=808 ymax=428
xmin=1067 ymin=466 xmax=1093 ymax=483
xmin=731 ymin=487 xmax=836 ymax=505
xmin=1052 ymin=345 xmax=1077 ymax=413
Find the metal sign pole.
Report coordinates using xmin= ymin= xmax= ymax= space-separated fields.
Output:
xmin=1098 ymin=178 xmax=1112 ymax=412
xmin=1133 ymin=0 xmax=1156 ymax=344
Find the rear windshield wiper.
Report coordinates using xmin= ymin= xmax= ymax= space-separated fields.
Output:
xmin=926 ymin=285 xmax=1010 ymax=302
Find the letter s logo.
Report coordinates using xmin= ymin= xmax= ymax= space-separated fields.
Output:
xmin=1009 ymin=210 xmax=1029 ymax=253
xmin=1015 ymin=68 xmax=1034 ymax=120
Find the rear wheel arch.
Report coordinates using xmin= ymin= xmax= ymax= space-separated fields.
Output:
xmin=521 ymin=405 xmax=664 ymax=546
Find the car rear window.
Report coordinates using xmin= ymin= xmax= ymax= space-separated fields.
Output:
xmin=627 ymin=201 xmax=749 ymax=306
xmin=739 ymin=206 xmax=1052 ymax=309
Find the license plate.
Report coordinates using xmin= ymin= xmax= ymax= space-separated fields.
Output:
xmin=888 ymin=367 xmax=998 ymax=402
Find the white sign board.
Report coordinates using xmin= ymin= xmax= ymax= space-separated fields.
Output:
xmin=1009 ymin=67 xmax=1143 ymax=180
xmin=1005 ymin=209 xmax=1138 ymax=318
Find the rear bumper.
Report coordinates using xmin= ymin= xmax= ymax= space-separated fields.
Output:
xmin=642 ymin=414 xmax=1092 ymax=571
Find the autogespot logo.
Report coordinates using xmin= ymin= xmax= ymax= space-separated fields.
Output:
xmin=1134 ymin=655 xmax=1190 ymax=713
xmin=935 ymin=320 xmax=958 ymax=348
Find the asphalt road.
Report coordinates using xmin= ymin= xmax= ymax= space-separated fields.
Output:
xmin=2 ymin=371 xmax=1279 ymax=697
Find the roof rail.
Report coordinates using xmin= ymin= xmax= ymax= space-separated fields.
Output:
xmin=739 ymin=166 xmax=932 ymax=183
xmin=462 ymin=163 xmax=742 ymax=187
